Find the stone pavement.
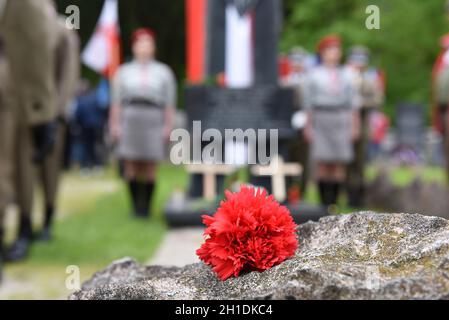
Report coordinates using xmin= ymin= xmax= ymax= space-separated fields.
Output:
xmin=148 ymin=228 xmax=205 ymax=267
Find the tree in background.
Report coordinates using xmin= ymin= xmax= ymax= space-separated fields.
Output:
xmin=56 ymin=0 xmax=449 ymax=122
xmin=282 ymin=0 xmax=448 ymax=121
xmin=55 ymin=0 xmax=185 ymax=88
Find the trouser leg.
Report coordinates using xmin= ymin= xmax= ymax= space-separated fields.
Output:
xmin=0 ymin=108 xmax=13 ymax=281
xmin=0 ymin=185 xmax=7 ymax=283
xmin=85 ymin=128 xmax=97 ymax=168
xmin=0 ymin=218 xmax=4 ymax=283
xmin=39 ymin=123 xmax=65 ymax=240
xmin=6 ymin=122 xmax=34 ymax=262
xmin=15 ymin=122 xmax=34 ymax=237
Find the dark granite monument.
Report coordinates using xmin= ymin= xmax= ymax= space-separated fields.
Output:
xmin=396 ymin=103 xmax=425 ymax=151
xmin=185 ymin=86 xmax=296 ymax=138
xmin=164 ymin=0 xmax=327 ymax=227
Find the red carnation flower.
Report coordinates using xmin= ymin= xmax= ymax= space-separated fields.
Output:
xmin=196 ymin=186 xmax=299 ymax=281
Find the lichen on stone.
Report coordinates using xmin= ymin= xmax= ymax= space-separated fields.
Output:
xmin=70 ymin=212 xmax=449 ymax=300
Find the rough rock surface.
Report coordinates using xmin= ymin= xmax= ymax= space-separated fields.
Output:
xmin=70 ymin=213 xmax=449 ymax=300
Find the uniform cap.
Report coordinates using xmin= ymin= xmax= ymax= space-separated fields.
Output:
xmin=131 ymin=28 xmax=156 ymax=45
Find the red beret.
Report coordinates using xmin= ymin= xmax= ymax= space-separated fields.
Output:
xmin=317 ymin=35 xmax=341 ymax=53
xmin=131 ymin=28 xmax=156 ymax=45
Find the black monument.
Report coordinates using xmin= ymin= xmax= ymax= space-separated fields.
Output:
xmin=165 ymin=0 xmax=327 ymax=227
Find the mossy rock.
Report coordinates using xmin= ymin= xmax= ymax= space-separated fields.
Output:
xmin=71 ymin=213 xmax=449 ymax=300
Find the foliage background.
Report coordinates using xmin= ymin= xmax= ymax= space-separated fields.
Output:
xmin=56 ymin=0 xmax=449 ymax=122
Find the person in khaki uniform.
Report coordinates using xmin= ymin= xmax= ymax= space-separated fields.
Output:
xmin=37 ymin=17 xmax=80 ymax=241
xmin=433 ymin=1 xmax=449 ymax=181
xmin=282 ymin=47 xmax=311 ymax=195
xmin=345 ymin=46 xmax=385 ymax=207
xmin=0 ymin=37 xmax=13 ymax=282
xmin=0 ymin=0 xmax=59 ymax=261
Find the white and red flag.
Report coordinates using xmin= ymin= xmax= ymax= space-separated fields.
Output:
xmin=185 ymin=0 xmax=281 ymax=87
xmin=82 ymin=0 xmax=121 ymax=79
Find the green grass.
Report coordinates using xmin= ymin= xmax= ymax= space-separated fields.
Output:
xmin=28 ymin=164 xmax=189 ymax=266
xmin=302 ymin=165 xmax=447 ymax=214
xmin=2 ymin=162 xmax=444 ymax=299
xmin=1 ymin=164 xmax=189 ymax=299
xmin=29 ymin=192 xmax=166 ymax=265
xmin=366 ymin=166 xmax=446 ymax=187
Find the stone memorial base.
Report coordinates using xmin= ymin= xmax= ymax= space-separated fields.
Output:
xmin=164 ymin=198 xmax=219 ymax=228
xmin=164 ymin=198 xmax=327 ymax=227
xmin=71 ymin=212 xmax=449 ymax=300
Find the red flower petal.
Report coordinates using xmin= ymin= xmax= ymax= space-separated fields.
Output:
xmin=197 ymin=186 xmax=299 ymax=281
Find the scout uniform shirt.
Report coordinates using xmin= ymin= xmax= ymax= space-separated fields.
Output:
xmin=304 ymin=65 xmax=359 ymax=111
xmin=113 ymin=60 xmax=177 ymax=161
xmin=304 ymin=65 xmax=360 ymax=163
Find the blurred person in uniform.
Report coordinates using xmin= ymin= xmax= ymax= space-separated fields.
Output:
xmin=94 ymin=78 xmax=112 ymax=168
xmin=0 ymin=37 xmax=12 ymax=282
xmin=282 ymin=47 xmax=311 ymax=194
xmin=0 ymin=0 xmax=59 ymax=261
xmin=433 ymin=13 xmax=449 ymax=181
xmin=109 ymin=29 xmax=177 ymax=218
xmin=345 ymin=46 xmax=385 ymax=207
xmin=36 ymin=16 xmax=80 ymax=241
xmin=431 ymin=0 xmax=449 ymax=181
xmin=368 ymin=110 xmax=390 ymax=161
xmin=304 ymin=35 xmax=360 ymax=211
xmin=75 ymin=81 xmax=106 ymax=173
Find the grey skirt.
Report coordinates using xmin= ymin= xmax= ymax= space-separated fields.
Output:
xmin=311 ymin=107 xmax=354 ymax=163
xmin=118 ymin=105 xmax=165 ymax=162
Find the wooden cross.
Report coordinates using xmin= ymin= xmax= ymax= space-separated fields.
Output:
xmin=186 ymin=164 xmax=237 ymax=201
xmin=250 ymin=155 xmax=303 ymax=202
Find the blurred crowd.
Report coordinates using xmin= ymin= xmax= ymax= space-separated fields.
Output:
xmin=0 ymin=0 xmax=178 ymax=283
xmin=3 ymin=0 xmax=449 ymax=289
xmin=280 ymin=35 xmax=387 ymax=209
xmin=67 ymin=78 xmax=110 ymax=174
xmin=0 ymin=0 xmax=390 ymax=282
xmin=0 ymin=1 xmax=80 ymax=278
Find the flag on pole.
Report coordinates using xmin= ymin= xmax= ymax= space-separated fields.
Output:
xmin=186 ymin=0 xmax=207 ymax=84
xmin=82 ymin=0 xmax=121 ymax=79
xmin=224 ymin=4 xmax=254 ymax=88
xmin=185 ymin=0 xmax=280 ymax=87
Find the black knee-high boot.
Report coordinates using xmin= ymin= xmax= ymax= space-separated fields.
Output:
xmin=331 ymin=182 xmax=341 ymax=206
xmin=6 ymin=216 xmax=32 ymax=262
xmin=318 ymin=181 xmax=333 ymax=207
xmin=137 ymin=182 xmax=155 ymax=218
xmin=128 ymin=180 xmax=140 ymax=217
xmin=39 ymin=204 xmax=55 ymax=241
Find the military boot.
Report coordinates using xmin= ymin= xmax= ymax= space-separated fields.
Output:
xmin=5 ymin=216 xmax=32 ymax=262
xmin=0 ymin=228 xmax=5 ymax=284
